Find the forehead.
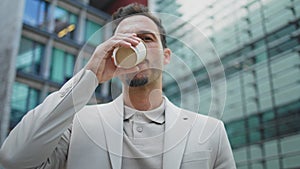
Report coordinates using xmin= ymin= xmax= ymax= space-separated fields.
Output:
xmin=115 ymin=15 xmax=160 ymax=35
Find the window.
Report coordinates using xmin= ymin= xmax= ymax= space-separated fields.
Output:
xmin=248 ymin=116 xmax=261 ymax=143
xmin=225 ymin=66 xmax=241 ymax=76
xmin=54 ymin=6 xmax=78 ymax=40
xmin=267 ymin=24 xmax=296 ymax=43
xmin=10 ymin=82 xmax=40 ymax=130
xmin=222 ymin=52 xmax=240 ymax=66
xmin=227 ymin=100 xmax=300 ymax=149
xmin=269 ymin=39 xmax=298 ymax=57
xmin=226 ymin=120 xmax=247 ymax=148
xmin=163 ymin=81 xmax=181 ymax=98
xmin=255 ymin=51 xmax=267 ymax=63
xmin=16 ymin=37 xmax=45 ymax=76
xmin=23 ymin=0 xmax=50 ymax=30
xmin=50 ymin=48 xmax=75 ymax=84
xmin=85 ymin=19 xmax=103 ymax=46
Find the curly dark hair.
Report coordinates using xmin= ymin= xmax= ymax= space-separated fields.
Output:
xmin=112 ymin=3 xmax=167 ymax=48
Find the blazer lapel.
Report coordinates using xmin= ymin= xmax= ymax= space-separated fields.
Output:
xmin=99 ymin=94 xmax=124 ymax=169
xmin=163 ymin=97 xmax=196 ymax=169
xmin=95 ymin=95 xmax=196 ymax=169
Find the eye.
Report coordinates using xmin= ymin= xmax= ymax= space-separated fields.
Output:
xmin=141 ymin=36 xmax=154 ymax=42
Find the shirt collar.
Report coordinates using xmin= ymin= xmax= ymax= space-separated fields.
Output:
xmin=123 ymin=98 xmax=165 ymax=124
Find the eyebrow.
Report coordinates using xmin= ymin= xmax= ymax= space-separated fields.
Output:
xmin=136 ymin=31 xmax=158 ymax=38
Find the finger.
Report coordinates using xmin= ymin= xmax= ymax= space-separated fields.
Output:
xmin=118 ymin=37 xmax=139 ymax=46
xmin=102 ymin=40 xmax=131 ymax=55
xmin=113 ymin=40 xmax=132 ymax=48
xmin=100 ymin=34 xmax=140 ymax=58
xmin=115 ymin=33 xmax=137 ymax=38
xmin=114 ymin=33 xmax=141 ymax=45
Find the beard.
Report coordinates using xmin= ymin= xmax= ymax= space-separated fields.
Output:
xmin=123 ymin=67 xmax=161 ymax=87
xmin=126 ymin=76 xmax=149 ymax=87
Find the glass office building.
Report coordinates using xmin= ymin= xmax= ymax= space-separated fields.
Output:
xmin=4 ymin=0 xmax=300 ymax=168
xmin=10 ymin=0 xmax=110 ymax=130
xmin=155 ymin=0 xmax=300 ymax=168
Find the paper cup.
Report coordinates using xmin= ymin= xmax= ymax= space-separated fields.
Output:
xmin=113 ymin=41 xmax=146 ymax=68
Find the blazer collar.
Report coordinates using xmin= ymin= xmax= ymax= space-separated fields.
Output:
xmin=123 ymin=98 xmax=165 ymax=124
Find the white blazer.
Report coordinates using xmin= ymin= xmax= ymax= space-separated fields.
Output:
xmin=0 ymin=69 xmax=236 ymax=169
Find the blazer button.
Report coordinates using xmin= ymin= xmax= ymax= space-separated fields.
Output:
xmin=136 ymin=126 xmax=143 ymax=132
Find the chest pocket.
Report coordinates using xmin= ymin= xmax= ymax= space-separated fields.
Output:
xmin=180 ymin=151 xmax=210 ymax=169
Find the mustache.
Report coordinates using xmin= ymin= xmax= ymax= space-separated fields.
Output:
xmin=127 ymin=77 xmax=149 ymax=87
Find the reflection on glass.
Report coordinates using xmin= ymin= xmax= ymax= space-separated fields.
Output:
xmin=23 ymin=0 xmax=49 ymax=30
xmin=10 ymin=82 xmax=40 ymax=130
xmin=16 ymin=37 xmax=44 ymax=75
xmin=50 ymin=48 xmax=75 ymax=84
xmin=54 ymin=6 xmax=78 ymax=40
xmin=85 ymin=19 xmax=102 ymax=46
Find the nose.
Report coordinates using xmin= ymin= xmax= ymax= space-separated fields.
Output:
xmin=138 ymin=59 xmax=149 ymax=69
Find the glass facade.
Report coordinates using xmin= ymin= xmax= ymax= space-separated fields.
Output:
xmin=7 ymin=0 xmax=109 ymax=131
xmin=7 ymin=0 xmax=300 ymax=167
xmin=16 ymin=37 xmax=45 ymax=76
xmin=156 ymin=0 xmax=300 ymax=168
xmin=23 ymin=0 xmax=50 ymax=30
xmin=50 ymin=48 xmax=75 ymax=84
xmin=10 ymin=82 xmax=40 ymax=130
xmin=85 ymin=19 xmax=103 ymax=46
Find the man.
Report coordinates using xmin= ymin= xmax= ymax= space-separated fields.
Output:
xmin=0 ymin=3 xmax=236 ymax=169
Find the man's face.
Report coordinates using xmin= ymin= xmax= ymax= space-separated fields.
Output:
xmin=114 ymin=15 xmax=170 ymax=87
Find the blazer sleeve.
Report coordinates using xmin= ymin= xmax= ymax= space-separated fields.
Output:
xmin=0 ymin=69 xmax=99 ymax=169
xmin=213 ymin=122 xmax=236 ymax=169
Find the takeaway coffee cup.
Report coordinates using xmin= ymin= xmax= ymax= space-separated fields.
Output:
xmin=113 ymin=41 xmax=146 ymax=69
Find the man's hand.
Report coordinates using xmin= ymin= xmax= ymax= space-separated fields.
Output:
xmin=86 ymin=33 xmax=141 ymax=83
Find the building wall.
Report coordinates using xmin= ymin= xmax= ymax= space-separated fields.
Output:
xmin=1 ymin=0 xmax=299 ymax=168
xmin=2 ymin=0 xmax=112 ymax=137
xmin=1 ymin=0 xmax=151 ymax=145
xmin=155 ymin=0 xmax=300 ymax=168
xmin=0 ymin=0 xmax=24 ymax=145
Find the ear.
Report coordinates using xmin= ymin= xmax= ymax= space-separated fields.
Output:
xmin=163 ymin=48 xmax=171 ymax=65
